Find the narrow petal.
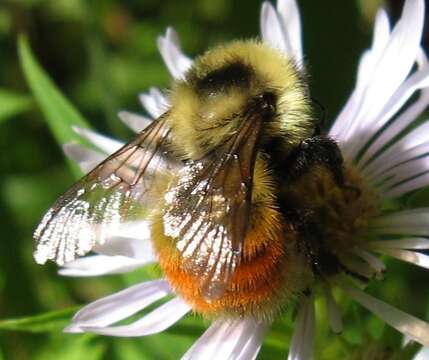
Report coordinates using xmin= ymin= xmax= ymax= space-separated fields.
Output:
xmin=63 ymin=143 xmax=105 ymax=173
xmin=277 ymin=0 xmax=303 ymax=63
xmin=339 ymin=0 xmax=425 ymax=159
xmin=118 ymin=111 xmax=152 ymax=133
xmin=369 ymin=238 xmax=429 ymax=250
xmin=66 ymin=279 xmax=171 ymax=331
xmin=359 ymin=58 xmax=429 ymax=172
xmin=59 ymin=255 xmax=150 ymax=277
xmin=323 ymin=285 xmax=343 ymax=334
xmin=371 ymin=208 xmax=429 ymax=236
xmin=81 ymin=297 xmax=191 ymax=337
xmin=362 ymin=118 xmax=429 ymax=182
xmin=93 ymin=236 xmax=155 ymax=261
xmin=329 ymin=9 xmax=390 ymax=141
xmin=72 ymin=126 xmax=124 ymax=154
xmin=340 ymin=282 xmax=429 ymax=346
xmin=383 ymin=171 xmax=429 ymax=198
xmin=375 ymin=156 xmax=429 ymax=191
xmin=288 ymin=295 xmax=315 ymax=360
xmin=373 ymin=248 xmax=429 ymax=270
xmin=182 ymin=318 xmax=269 ymax=360
xmin=157 ymin=27 xmax=193 ymax=80
xmin=353 ymin=248 xmax=386 ymax=275
xmin=139 ymin=87 xmax=169 ymax=118
xmin=260 ymin=2 xmax=289 ymax=55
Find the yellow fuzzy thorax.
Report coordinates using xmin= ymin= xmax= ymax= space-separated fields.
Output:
xmin=167 ymin=40 xmax=313 ymax=159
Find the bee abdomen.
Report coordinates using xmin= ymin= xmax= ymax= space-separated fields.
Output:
xmin=152 ymin=204 xmax=309 ymax=319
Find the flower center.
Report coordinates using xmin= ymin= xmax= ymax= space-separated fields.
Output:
xmin=286 ymin=161 xmax=381 ymax=279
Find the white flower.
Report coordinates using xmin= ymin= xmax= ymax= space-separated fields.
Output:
xmin=60 ymin=0 xmax=429 ymax=358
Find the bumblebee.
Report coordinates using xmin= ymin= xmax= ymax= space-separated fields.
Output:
xmin=34 ymin=40 xmax=360 ymax=319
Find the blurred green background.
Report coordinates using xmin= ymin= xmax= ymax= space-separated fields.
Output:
xmin=1 ymin=0 xmax=429 ymax=359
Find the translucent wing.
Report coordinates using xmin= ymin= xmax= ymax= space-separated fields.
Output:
xmin=163 ymin=117 xmax=263 ymax=299
xmin=34 ymin=114 xmax=177 ymax=265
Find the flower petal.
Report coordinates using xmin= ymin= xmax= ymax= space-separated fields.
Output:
xmin=58 ymin=255 xmax=150 ymax=277
xmin=94 ymin=237 xmax=154 ymax=262
xmin=277 ymin=0 xmax=303 ymax=63
xmin=383 ymin=171 xmax=429 ymax=198
xmin=340 ymin=282 xmax=429 ymax=346
xmin=363 ymin=118 xmax=429 ymax=182
xmin=65 ymin=279 xmax=171 ymax=332
xmin=72 ymin=126 xmax=124 ymax=154
xmin=157 ymin=27 xmax=193 ymax=80
xmin=139 ymin=87 xmax=169 ymax=119
xmin=371 ymin=208 xmax=429 ymax=236
xmin=81 ymin=297 xmax=191 ymax=337
xmin=336 ymin=0 xmax=425 ymax=159
xmin=375 ymin=157 xmax=429 ymax=192
xmin=260 ymin=2 xmax=290 ymax=55
xmin=63 ymin=143 xmax=105 ymax=174
xmin=288 ymin=295 xmax=315 ymax=360
xmin=323 ymin=285 xmax=343 ymax=334
xmin=358 ymin=55 xmax=429 ymax=172
xmin=329 ymin=9 xmax=391 ymax=142
xmin=369 ymin=238 xmax=429 ymax=250
xmin=353 ymin=248 xmax=386 ymax=275
xmin=373 ymin=248 xmax=429 ymax=270
xmin=182 ymin=318 xmax=269 ymax=360
xmin=118 ymin=111 xmax=152 ymax=133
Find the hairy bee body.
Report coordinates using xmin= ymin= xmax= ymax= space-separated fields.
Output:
xmin=34 ymin=40 xmax=361 ymax=320
xmin=151 ymin=159 xmax=309 ymax=318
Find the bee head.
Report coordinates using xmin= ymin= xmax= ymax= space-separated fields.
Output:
xmin=169 ymin=40 xmax=314 ymax=159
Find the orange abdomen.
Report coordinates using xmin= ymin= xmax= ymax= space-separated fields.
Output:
xmin=151 ymin=203 xmax=308 ymax=319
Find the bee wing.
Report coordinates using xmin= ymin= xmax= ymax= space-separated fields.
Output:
xmin=163 ymin=117 xmax=262 ymax=300
xmin=34 ymin=114 xmax=177 ymax=265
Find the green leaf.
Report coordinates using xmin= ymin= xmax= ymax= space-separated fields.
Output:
xmin=18 ymin=35 xmax=92 ymax=177
xmin=0 ymin=307 xmax=79 ymax=333
xmin=0 ymin=88 xmax=32 ymax=123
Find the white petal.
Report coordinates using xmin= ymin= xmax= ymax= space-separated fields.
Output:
xmin=65 ymin=279 xmax=171 ymax=331
xmin=139 ymin=87 xmax=169 ymax=118
xmin=362 ymin=119 xmax=429 ymax=182
xmin=353 ymin=248 xmax=386 ymax=275
xmin=340 ymin=282 xmax=429 ymax=346
xmin=157 ymin=27 xmax=193 ymax=80
xmin=63 ymin=143 xmax=105 ymax=174
xmin=81 ymin=297 xmax=191 ymax=337
xmin=58 ymin=255 xmax=150 ymax=277
xmin=94 ymin=236 xmax=155 ymax=261
xmin=359 ymin=68 xmax=429 ymax=173
xmin=373 ymin=248 xmax=429 ymax=270
xmin=323 ymin=285 xmax=343 ymax=334
xmin=260 ymin=2 xmax=289 ymax=55
xmin=371 ymin=208 xmax=429 ymax=236
xmin=118 ymin=111 xmax=152 ymax=133
xmin=374 ymin=156 xmax=429 ymax=191
xmin=72 ymin=126 xmax=124 ymax=154
xmin=277 ymin=0 xmax=303 ymax=63
xmin=414 ymin=346 xmax=429 ymax=360
xmin=288 ymin=295 xmax=315 ymax=360
xmin=383 ymin=171 xmax=429 ymax=198
xmin=369 ymin=238 xmax=429 ymax=250
xmin=89 ymin=220 xmax=153 ymax=260
xmin=182 ymin=318 xmax=269 ymax=360
xmin=338 ymin=0 xmax=425 ymax=159
xmin=329 ymin=9 xmax=391 ymax=142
